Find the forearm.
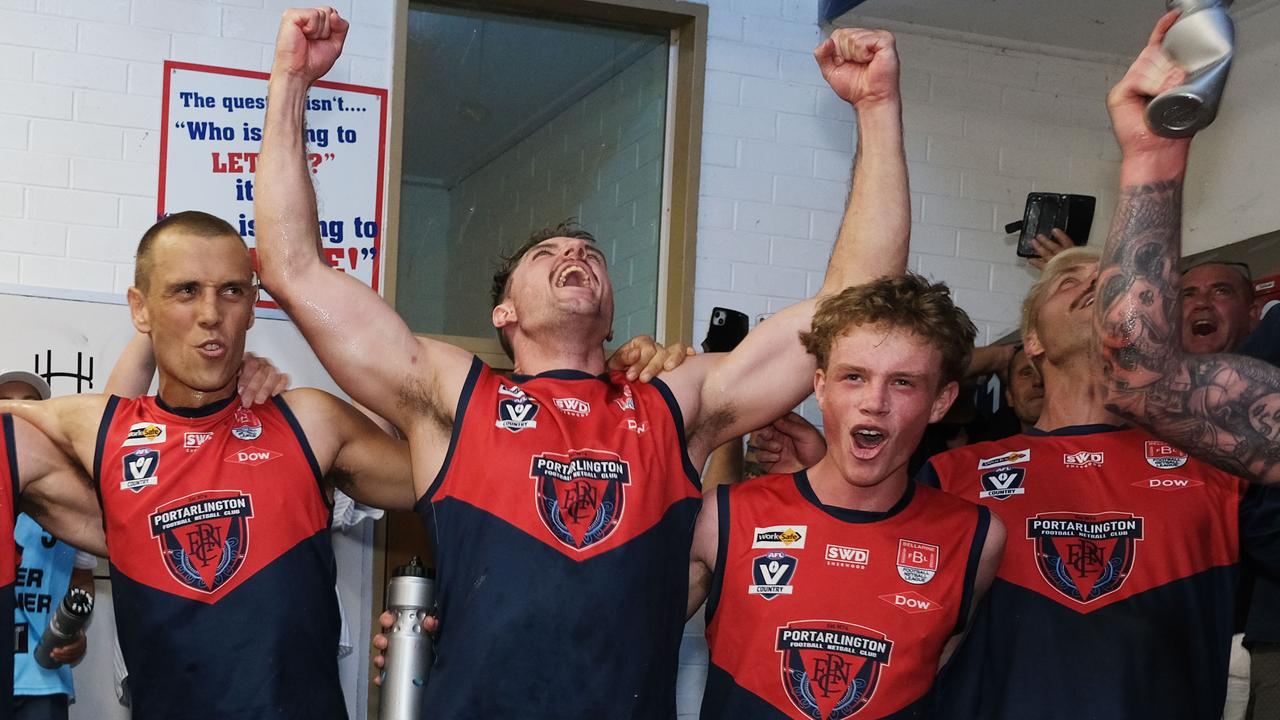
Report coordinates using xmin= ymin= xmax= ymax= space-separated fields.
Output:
xmin=104 ymin=332 xmax=155 ymax=398
xmin=256 ymin=72 xmax=324 ymax=291
xmin=821 ymin=99 xmax=908 ymax=295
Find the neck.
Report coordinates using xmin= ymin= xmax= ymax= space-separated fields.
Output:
xmin=511 ymin=338 xmax=608 ymax=376
xmin=156 ymin=373 xmax=237 ymax=409
xmin=805 ymin=456 xmax=907 ymax=513
xmin=1033 ymin=353 xmax=1124 ymax=431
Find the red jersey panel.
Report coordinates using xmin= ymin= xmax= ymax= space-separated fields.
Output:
xmin=705 ymin=472 xmax=988 ymax=719
xmin=95 ymin=395 xmax=329 ymax=601
xmin=928 ymin=426 xmax=1241 ymax=613
xmin=2 ymin=414 xmax=19 ymax=720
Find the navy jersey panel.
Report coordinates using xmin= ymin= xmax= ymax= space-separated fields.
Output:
xmin=701 ymin=663 xmax=933 ymax=720
xmin=2 ymin=414 xmax=21 ymax=720
xmin=417 ymin=362 xmax=700 ymax=718
xmin=111 ymin=530 xmax=343 ymax=720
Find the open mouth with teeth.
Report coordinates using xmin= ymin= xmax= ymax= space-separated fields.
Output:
xmin=1190 ymin=318 xmax=1218 ymax=337
xmin=852 ymin=428 xmax=886 ymax=450
xmin=555 ymin=265 xmax=591 ymax=289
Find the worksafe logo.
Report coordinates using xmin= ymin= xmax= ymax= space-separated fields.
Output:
xmin=530 ymin=449 xmax=629 ymax=550
xmin=753 ymin=525 xmax=807 ymax=549
xmin=122 ymin=422 xmax=166 ymax=447
xmin=977 ymin=449 xmax=1030 ymax=470
xmin=776 ymin=620 xmax=892 ymax=719
xmin=149 ymin=491 xmax=254 ymax=594
xmin=1027 ymin=512 xmax=1143 ymax=604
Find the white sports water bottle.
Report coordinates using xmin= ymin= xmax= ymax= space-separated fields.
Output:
xmin=380 ymin=556 xmax=434 ymax=720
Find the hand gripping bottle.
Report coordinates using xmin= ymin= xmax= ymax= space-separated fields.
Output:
xmin=380 ymin=556 xmax=434 ymax=720
xmin=1147 ymin=0 xmax=1235 ymax=138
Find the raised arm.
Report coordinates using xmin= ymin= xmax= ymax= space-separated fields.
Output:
xmin=667 ymin=29 xmax=909 ymax=460
xmin=1094 ymin=13 xmax=1280 ymax=484
xmin=256 ymin=7 xmax=471 ymax=432
xmin=9 ymin=414 xmax=106 ymax=556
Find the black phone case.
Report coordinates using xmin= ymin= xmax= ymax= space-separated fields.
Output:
xmin=1016 ymin=193 xmax=1096 ymax=258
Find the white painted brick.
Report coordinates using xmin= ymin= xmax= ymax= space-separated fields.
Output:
xmin=921 ymin=194 xmax=993 ymax=231
xmin=76 ymin=23 xmax=170 ymax=62
xmin=221 ymin=6 xmax=282 ymax=44
xmin=815 ymin=91 xmax=853 ymax=121
xmin=769 ymin=236 xmax=830 ymax=272
xmin=694 ymin=289 xmax=770 ymax=324
xmin=776 ymin=113 xmax=852 ymax=151
xmin=813 ymin=149 xmax=851 ymax=181
xmin=893 ymin=35 xmax=970 ymax=78
xmin=0 ymin=253 xmax=18 ymax=284
xmin=20 ymin=255 xmax=115 ymax=292
xmin=899 ymin=68 xmax=930 ymax=103
xmin=28 ymin=186 xmax=118 ymax=226
xmin=126 ymin=62 xmax=164 ymax=96
xmin=990 ymin=262 xmax=1038 ymax=296
xmin=777 ymin=50 xmax=826 ymax=87
xmin=930 ymin=75 xmax=1003 ymax=111
xmin=170 ymin=33 xmax=267 ymax=69
xmin=0 ymin=149 xmax=68 ymax=186
xmin=952 ymin=287 xmax=1023 ymax=324
xmin=0 ymin=8 xmax=76 ymax=49
xmin=919 ymin=253 xmax=992 ymax=291
xmin=30 ymin=119 xmax=123 ymax=159
xmin=71 ymin=157 xmax=154 ymax=195
xmin=34 ymin=50 xmax=128 ymax=92
xmin=348 ymin=0 xmax=391 ymax=27
xmin=0 ymin=0 xmax=33 ymax=8
xmin=742 ymin=15 xmax=818 ymax=52
xmin=0 ymin=218 xmax=66 ymax=255
xmin=349 ymin=56 xmax=390 ymax=87
xmin=969 ymin=49 xmax=1038 ymax=88
xmin=113 ymin=264 xmax=133 ymax=294
xmin=809 ymin=209 xmax=840 ymax=242
xmin=703 ymin=102 xmax=776 ymax=141
xmin=37 ymin=0 xmax=130 ymax=22
xmin=1001 ymin=87 xmax=1072 ymax=124
xmin=707 ymin=8 xmax=745 ymax=41
xmin=0 ymin=45 xmax=34 ymax=82
xmin=698 ymin=196 xmax=734 ymax=230
xmin=910 ymin=223 xmax=957 ymax=257
xmin=774 ymin=175 xmax=846 ymax=211
xmin=263 ymin=0 xmax=350 ymax=15
xmin=961 ymin=170 xmax=1032 ymax=205
xmin=998 ymin=146 xmax=1069 ymax=182
xmin=738 ymin=140 xmax=813 ymax=177
xmin=957 ymin=228 xmax=1020 ymax=264
xmin=0 ymin=79 xmax=74 ymax=119
xmin=339 ymin=23 xmax=391 ymax=61
xmin=706 ymin=38 xmax=779 ymax=79
xmin=740 ymin=76 xmax=816 ymax=114
xmin=731 ymin=0 xmax=782 ymax=17
xmin=1067 ymin=157 xmax=1120 ymax=187
xmin=701 ymin=165 xmax=773 ymax=202
xmin=907 ymin=162 xmax=960 ymax=196
xmin=122 ymin=128 xmax=159 ymax=163
xmin=131 ymin=0 xmax=223 ymax=34
xmin=66 ymin=224 xmax=138 ymax=261
xmin=697 ymin=227 xmax=772 ymax=265
xmin=696 ymin=255 xmax=733 ymax=291
xmin=902 ymin=131 xmax=926 ymax=162
xmin=73 ymin=90 xmax=160 ymax=128
xmin=910 ymin=191 xmax=922 ymax=222
xmin=779 ymin=0 xmax=815 ymax=22
xmin=701 ymin=134 xmax=737 ymax=167
xmin=736 ymin=200 xmax=809 ymax=237
xmin=927 ymin=136 xmax=997 ymax=172
xmin=732 ymin=261 xmax=807 ymax=298
xmin=1036 ymin=59 xmax=1113 ymax=97
xmin=0 ymin=117 xmax=30 ymax=150
xmin=0 ymin=183 xmax=21 ymax=216
xmin=119 ymin=195 xmax=158 ymax=230
xmin=704 ymin=70 xmax=741 ymax=105
xmin=900 ymin=102 xmax=964 ymax=136
xmin=962 ymin=111 xmax=1038 ymax=148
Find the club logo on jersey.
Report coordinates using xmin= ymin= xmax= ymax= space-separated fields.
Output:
xmin=122 ymin=422 xmax=166 ymax=447
xmin=614 ymin=384 xmax=636 ymax=412
xmin=1132 ymin=475 xmax=1205 ymax=492
xmin=753 ymin=525 xmax=807 ymax=549
xmin=149 ymin=490 xmax=253 ymax=594
xmin=231 ymin=408 xmax=262 ymax=441
xmin=553 ymin=397 xmax=591 ymax=417
xmin=223 ymin=446 xmax=282 ymax=467
xmin=184 ymin=432 xmax=213 ymax=452
xmin=750 ymin=552 xmax=798 ymax=599
xmin=776 ymin=620 xmax=892 ymax=719
xmin=979 ymin=467 xmax=1026 ymax=500
xmin=497 ymin=385 xmax=539 ymax=432
xmin=1027 ymin=512 xmax=1144 ymax=604
xmin=120 ymin=448 xmax=160 ymax=492
xmin=977 ymin=449 xmax=1030 ymax=470
xmin=896 ymin=539 xmax=938 ymax=585
xmin=1063 ymin=451 xmax=1105 ymax=468
xmin=530 ymin=449 xmax=630 ymax=550
xmin=825 ymin=544 xmax=869 ymax=570
xmin=878 ymin=591 xmax=942 ymax=615
xmin=1145 ymin=440 xmax=1188 ymax=469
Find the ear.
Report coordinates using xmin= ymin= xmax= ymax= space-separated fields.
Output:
xmin=928 ymin=380 xmax=960 ymax=424
xmin=127 ymin=287 xmax=151 ymax=334
xmin=1023 ymin=328 xmax=1046 ymax=361
xmin=492 ymin=301 xmax=517 ymax=331
xmin=813 ymin=367 xmax=827 ymax=410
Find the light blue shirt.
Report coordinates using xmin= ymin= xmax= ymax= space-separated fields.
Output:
xmin=13 ymin=513 xmax=76 ymax=699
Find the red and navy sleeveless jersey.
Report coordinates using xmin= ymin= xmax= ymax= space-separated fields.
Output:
xmin=703 ymin=472 xmax=989 ymax=719
xmin=918 ymin=424 xmax=1280 ymax=720
xmin=416 ymin=358 xmax=701 ymax=717
xmin=94 ymin=395 xmax=344 ymax=720
xmin=2 ymin=415 xmax=20 ymax=720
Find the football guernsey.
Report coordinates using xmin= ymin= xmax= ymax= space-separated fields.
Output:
xmin=919 ymin=424 xmax=1280 ymax=720
xmin=703 ymin=472 xmax=989 ymax=719
xmin=13 ymin=513 xmax=78 ymax=700
xmin=2 ymin=414 xmax=20 ymax=720
xmin=417 ymin=359 xmax=701 ymax=717
xmin=95 ymin=395 xmax=343 ymax=720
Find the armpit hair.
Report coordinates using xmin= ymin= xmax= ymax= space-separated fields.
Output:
xmin=397 ymin=375 xmax=453 ymax=433
xmin=687 ymin=406 xmax=737 ymax=450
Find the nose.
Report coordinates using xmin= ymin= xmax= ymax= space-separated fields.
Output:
xmin=858 ymin=382 xmax=891 ymax=417
xmin=195 ymin=288 xmax=222 ymax=328
xmin=562 ymin=242 xmax=588 ymax=259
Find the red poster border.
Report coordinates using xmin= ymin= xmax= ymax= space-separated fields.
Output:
xmin=158 ymin=60 xmax=389 ymax=309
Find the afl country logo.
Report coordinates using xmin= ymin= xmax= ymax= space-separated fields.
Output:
xmin=776 ymin=620 xmax=892 ymax=719
xmin=1027 ymin=511 xmax=1144 ymax=604
xmin=750 ymin=552 xmax=797 ymax=599
xmin=530 ymin=449 xmax=630 ymax=550
xmin=149 ymin=491 xmax=254 ymax=594
xmin=120 ymin=448 xmax=160 ymax=492
xmin=896 ymin=539 xmax=938 ymax=585
xmin=1145 ymin=440 xmax=1187 ymax=469
xmin=231 ymin=408 xmax=262 ymax=441
xmin=979 ymin=467 xmax=1026 ymax=500
xmin=497 ymin=385 xmax=539 ymax=432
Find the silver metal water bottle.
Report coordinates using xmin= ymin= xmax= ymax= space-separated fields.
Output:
xmin=34 ymin=586 xmax=93 ymax=669
xmin=1147 ymin=0 xmax=1235 ymax=138
xmin=380 ymin=556 xmax=434 ymax=720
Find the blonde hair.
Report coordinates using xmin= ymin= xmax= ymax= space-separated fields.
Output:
xmin=1019 ymin=246 xmax=1101 ymax=341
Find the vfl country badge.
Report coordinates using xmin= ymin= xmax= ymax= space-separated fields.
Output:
xmin=979 ymin=467 xmax=1026 ymax=500
xmin=1027 ymin=511 xmax=1144 ymax=604
xmin=776 ymin=620 xmax=892 ymax=719
xmin=750 ymin=552 xmax=798 ymax=599
xmin=530 ymin=449 xmax=630 ymax=550
xmin=122 ymin=422 xmax=166 ymax=447
xmin=120 ymin=448 xmax=160 ymax=492
xmin=231 ymin=408 xmax=262 ymax=441
xmin=497 ymin=385 xmax=539 ymax=432
xmin=149 ymin=490 xmax=254 ymax=594
xmin=896 ymin=539 xmax=938 ymax=585
xmin=1145 ymin=440 xmax=1188 ymax=470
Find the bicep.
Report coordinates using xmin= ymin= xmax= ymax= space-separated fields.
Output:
xmin=15 ymin=421 xmax=106 ymax=557
xmin=330 ymin=401 xmax=418 ymax=511
xmin=687 ymin=489 xmax=720 ymax=619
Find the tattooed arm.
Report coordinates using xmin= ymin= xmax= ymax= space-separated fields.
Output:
xmin=1094 ymin=13 xmax=1280 ymax=484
